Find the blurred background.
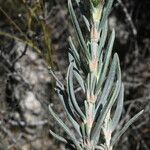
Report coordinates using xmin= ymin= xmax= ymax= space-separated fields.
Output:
xmin=0 ymin=0 xmax=150 ymax=150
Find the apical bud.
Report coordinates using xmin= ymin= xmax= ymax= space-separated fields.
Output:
xmin=92 ymin=0 xmax=104 ymax=7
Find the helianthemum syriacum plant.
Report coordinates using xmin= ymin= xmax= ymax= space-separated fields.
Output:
xmin=49 ymin=0 xmax=143 ymax=150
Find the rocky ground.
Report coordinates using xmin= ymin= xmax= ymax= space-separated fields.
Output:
xmin=0 ymin=0 xmax=150 ymax=150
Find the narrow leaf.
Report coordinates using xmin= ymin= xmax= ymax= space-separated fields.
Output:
xmin=111 ymin=110 xmax=144 ymax=147
xmin=68 ymin=36 xmax=80 ymax=64
xmin=73 ymin=68 xmax=85 ymax=92
xmin=91 ymin=72 xmax=121 ymax=147
xmin=49 ymin=105 xmax=81 ymax=149
xmin=97 ymin=52 xmax=103 ymax=80
xmin=56 ymin=88 xmax=82 ymax=137
xmin=99 ymin=0 xmax=114 ymax=30
xmin=110 ymin=83 xmax=124 ymax=132
xmin=68 ymin=51 xmax=75 ymax=64
xmin=95 ymin=53 xmax=118 ymax=114
xmin=83 ymin=15 xmax=90 ymax=31
xmin=98 ymin=20 xmax=108 ymax=58
xmin=67 ymin=62 xmax=86 ymax=120
xmin=68 ymin=0 xmax=90 ymax=60
xmin=96 ymin=29 xmax=115 ymax=95
xmin=49 ymin=130 xmax=67 ymax=144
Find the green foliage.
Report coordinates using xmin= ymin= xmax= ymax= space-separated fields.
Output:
xmin=49 ymin=0 xmax=143 ymax=149
xmin=92 ymin=0 xmax=102 ymax=7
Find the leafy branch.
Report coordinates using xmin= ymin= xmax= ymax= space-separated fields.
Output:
xmin=49 ymin=0 xmax=144 ymax=149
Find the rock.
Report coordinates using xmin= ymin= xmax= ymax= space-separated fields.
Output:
xmin=23 ymin=91 xmax=42 ymax=115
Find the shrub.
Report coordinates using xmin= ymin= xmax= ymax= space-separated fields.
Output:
xmin=49 ymin=0 xmax=143 ymax=149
